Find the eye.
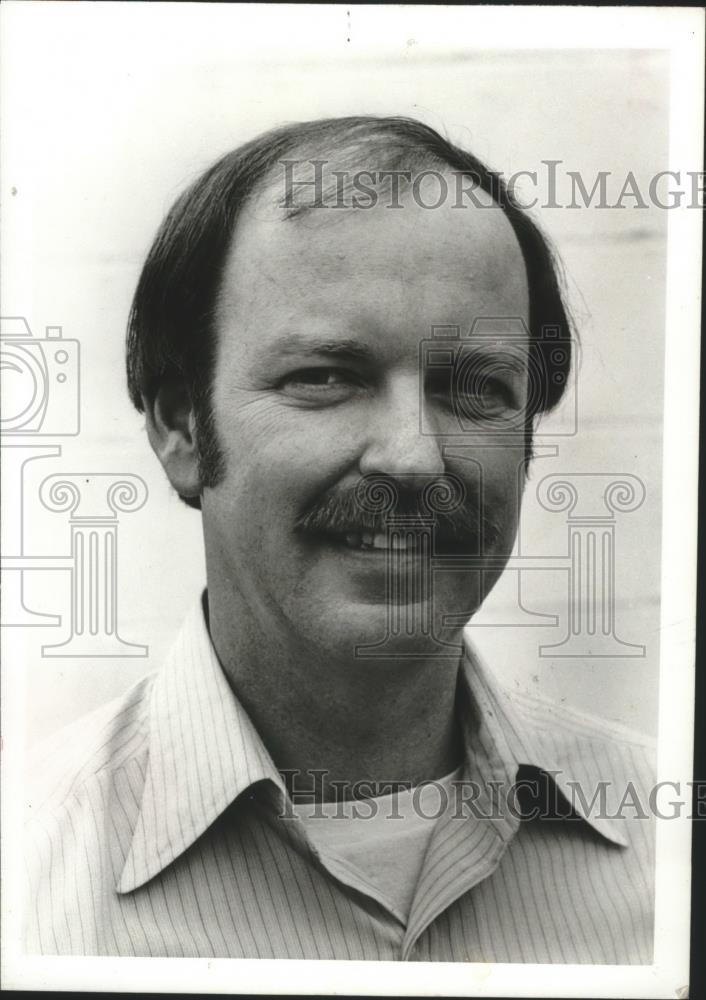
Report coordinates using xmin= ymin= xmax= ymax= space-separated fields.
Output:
xmin=278 ymin=367 xmax=363 ymax=403
xmin=457 ymin=376 xmax=517 ymax=413
xmin=426 ymin=366 xmax=520 ymax=422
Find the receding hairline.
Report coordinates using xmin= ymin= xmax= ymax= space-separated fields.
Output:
xmin=126 ymin=114 xmax=572 ymax=422
xmin=228 ymin=123 xmax=499 ymax=221
xmin=215 ymin=128 xmax=526 ymax=316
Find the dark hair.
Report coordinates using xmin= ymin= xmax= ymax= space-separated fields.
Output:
xmin=126 ymin=115 xmax=573 ymax=509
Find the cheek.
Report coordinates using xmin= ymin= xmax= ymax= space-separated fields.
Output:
xmin=451 ymin=439 xmax=526 ymax=490
xmin=214 ymin=407 xmax=366 ymax=516
xmin=450 ymin=442 xmax=526 ymax=532
xmin=217 ymin=380 xmax=363 ymax=454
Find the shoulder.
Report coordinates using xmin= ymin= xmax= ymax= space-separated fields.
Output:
xmin=23 ymin=676 xmax=157 ymax=954
xmin=510 ymin=684 xmax=655 ymax=749
xmin=26 ymin=673 xmax=156 ymax=818
xmin=505 ymin=683 xmax=656 ymax=785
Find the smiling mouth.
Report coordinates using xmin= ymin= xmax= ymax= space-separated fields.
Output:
xmin=313 ymin=528 xmax=483 ymax=556
xmin=341 ymin=531 xmax=416 ymax=551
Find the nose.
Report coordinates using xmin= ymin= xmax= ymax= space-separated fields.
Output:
xmin=359 ymin=374 xmax=445 ymax=482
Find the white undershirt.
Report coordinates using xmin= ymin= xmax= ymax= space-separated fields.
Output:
xmin=290 ymin=767 xmax=463 ymax=920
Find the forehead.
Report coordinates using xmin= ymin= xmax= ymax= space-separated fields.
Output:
xmin=215 ymin=178 xmax=529 ymax=350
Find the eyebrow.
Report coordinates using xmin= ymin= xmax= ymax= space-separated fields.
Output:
xmin=263 ymin=334 xmax=529 ymax=374
xmin=269 ymin=335 xmax=374 ymax=362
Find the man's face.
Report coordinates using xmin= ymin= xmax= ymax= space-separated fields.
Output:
xmin=202 ymin=177 xmax=530 ymax=659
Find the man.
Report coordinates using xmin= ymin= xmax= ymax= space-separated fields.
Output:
xmin=24 ymin=116 xmax=654 ymax=962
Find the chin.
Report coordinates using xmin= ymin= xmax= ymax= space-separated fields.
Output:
xmin=297 ymin=593 xmax=472 ymax=665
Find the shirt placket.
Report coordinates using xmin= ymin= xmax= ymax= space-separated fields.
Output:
xmin=400 ymin=763 xmax=521 ymax=960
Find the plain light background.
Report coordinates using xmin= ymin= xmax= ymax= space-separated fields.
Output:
xmin=2 ymin=5 xmax=669 ymax=746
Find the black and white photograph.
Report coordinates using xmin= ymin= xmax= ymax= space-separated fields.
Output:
xmin=1 ymin=4 xmax=702 ymax=996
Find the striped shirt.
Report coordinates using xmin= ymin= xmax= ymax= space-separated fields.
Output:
xmin=24 ymin=597 xmax=656 ymax=962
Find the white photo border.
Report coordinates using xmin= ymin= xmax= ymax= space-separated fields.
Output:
xmin=1 ymin=3 xmax=702 ymax=996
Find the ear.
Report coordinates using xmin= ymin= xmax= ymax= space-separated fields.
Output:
xmin=142 ymin=379 xmax=202 ymax=500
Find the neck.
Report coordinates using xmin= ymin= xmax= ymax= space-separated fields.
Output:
xmin=205 ymin=585 xmax=465 ymax=802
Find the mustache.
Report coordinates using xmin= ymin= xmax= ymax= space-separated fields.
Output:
xmin=294 ymin=481 xmax=502 ymax=548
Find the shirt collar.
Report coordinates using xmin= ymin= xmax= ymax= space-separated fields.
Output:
xmin=118 ymin=597 xmax=626 ymax=893
xmin=117 ymin=595 xmax=286 ymax=893
xmin=459 ymin=642 xmax=628 ymax=847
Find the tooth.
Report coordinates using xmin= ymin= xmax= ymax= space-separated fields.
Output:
xmin=392 ymin=535 xmax=408 ymax=550
xmin=345 ymin=533 xmax=362 ymax=548
xmin=361 ymin=531 xmax=374 ymax=547
xmin=372 ymin=533 xmax=388 ymax=549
